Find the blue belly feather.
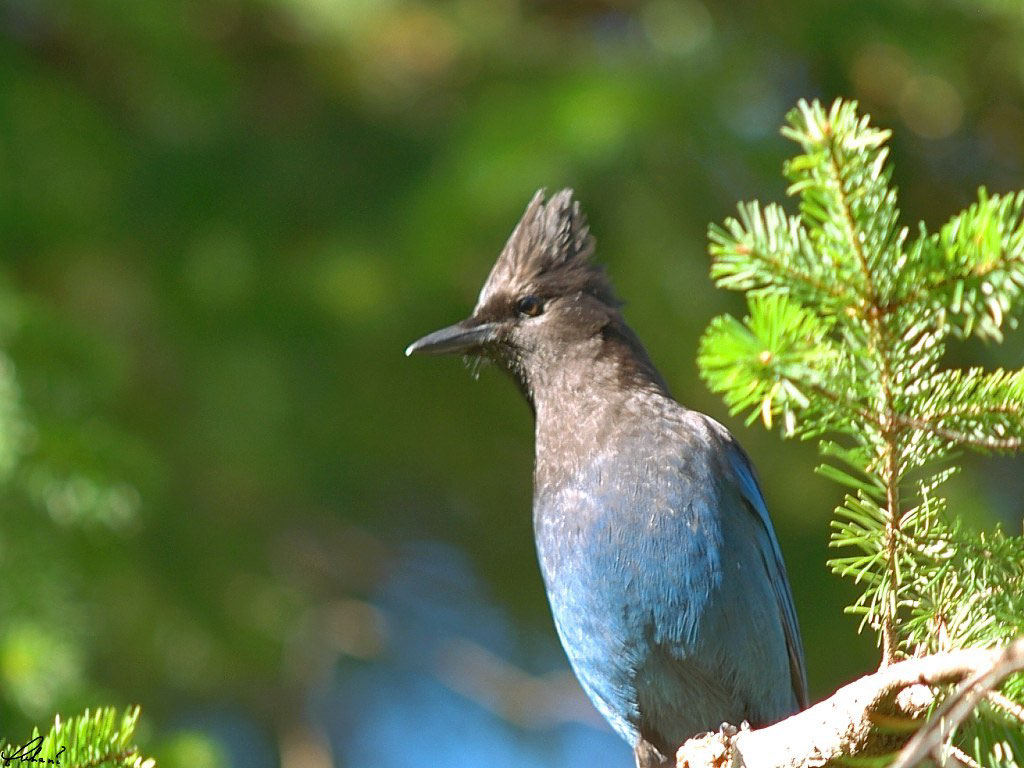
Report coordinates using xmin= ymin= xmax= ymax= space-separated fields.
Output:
xmin=533 ymin=416 xmax=804 ymax=753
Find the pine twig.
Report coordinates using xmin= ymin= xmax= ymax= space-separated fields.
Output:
xmin=823 ymin=128 xmax=902 ymax=662
xmin=945 ymin=744 xmax=982 ymax=768
xmin=701 ymin=99 xmax=1024 ymax=766
xmin=985 ymin=688 xmax=1024 ymax=724
xmin=807 ymin=381 xmax=1024 ymax=452
xmin=889 ymin=636 xmax=1024 ymax=768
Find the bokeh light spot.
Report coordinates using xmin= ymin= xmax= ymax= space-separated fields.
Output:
xmin=642 ymin=0 xmax=713 ymax=59
xmin=899 ymin=74 xmax=964 ymax=139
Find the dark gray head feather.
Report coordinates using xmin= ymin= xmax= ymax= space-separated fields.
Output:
xmin=475 ymin=188 xmax=619 ymax=312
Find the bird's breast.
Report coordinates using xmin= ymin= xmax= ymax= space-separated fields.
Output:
xmin=533 ymin=447 xmax=726 ymax=645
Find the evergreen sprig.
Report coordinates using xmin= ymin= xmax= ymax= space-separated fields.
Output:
xmin=698 ymin=98 xmax=1024 ymax=766
xmin=0 ymin=706 xmax=153 ymax=768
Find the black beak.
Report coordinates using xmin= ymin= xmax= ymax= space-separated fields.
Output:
xmin=405 ymin=318 xmax=500 ymax=357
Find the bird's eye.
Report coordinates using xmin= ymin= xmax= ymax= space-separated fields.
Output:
xmin=516 ymin=295 xmax=544 ymax=318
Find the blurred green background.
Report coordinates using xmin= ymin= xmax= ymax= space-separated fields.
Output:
xmin=1 ymin=0 xmax=1023 ymax=766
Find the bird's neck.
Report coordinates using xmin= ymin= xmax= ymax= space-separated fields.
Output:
xmin=523 ymin=321 xmax=671 ymax=472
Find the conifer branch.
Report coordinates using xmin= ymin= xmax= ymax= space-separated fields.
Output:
xmin=0 ymin=707 xmax=152 ymax=768
xmin=986 ymin=689 xmax=1024 ymax=724
xmin=709 ymin=206 xmax=852 ymax=305
xmin=820 ymin=108 xmax=905 ymax=662
xmin=699 ymin=97 xmax=1024 ymax=765
xmin=911 ymin=420 xmax=1022 ymax=452
xmin=949 ymin=746 xmax=984 ymax=768
xmin=804 ymin=381 xmax=1024 ymax=452
xmin=824 ymin=130 xmax=879 ymax=302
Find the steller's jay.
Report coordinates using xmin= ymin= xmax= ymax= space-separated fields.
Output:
xmin=406 ymin=189 xmax=808 ymax=767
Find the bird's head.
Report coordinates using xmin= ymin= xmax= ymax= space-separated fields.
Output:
xmin=406 ymin=188 xmax=669 ymax=403
xmin=405 ymin=189 xmax=623 ymax=373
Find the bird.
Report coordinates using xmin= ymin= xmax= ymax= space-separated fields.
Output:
xmin=406 ymin=189 xmax=808 ymax=767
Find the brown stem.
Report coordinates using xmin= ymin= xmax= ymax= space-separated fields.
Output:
xmin=825 ymin=132 xmax=901 ymax=663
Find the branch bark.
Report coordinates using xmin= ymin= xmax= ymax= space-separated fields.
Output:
xmin=675 ymin=647 xmax=1007 ymax=768
xmin=890 ymin=637 xmax=1024 ymax=768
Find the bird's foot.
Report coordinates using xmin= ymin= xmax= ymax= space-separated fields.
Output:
xmin=716 ymin=722 xmax=740 ymax=738
xmin=634 ymin=739 xmax=671 ymax=768
xmin=674 ymin=723 xmax=741 ymax=768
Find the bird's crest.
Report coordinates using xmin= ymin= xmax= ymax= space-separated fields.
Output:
xmin=475 ymin=189 xmax=619 ymax=311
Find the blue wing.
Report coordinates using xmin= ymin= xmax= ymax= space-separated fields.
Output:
xmin=726 ymin=443 xmax=809 ymax=709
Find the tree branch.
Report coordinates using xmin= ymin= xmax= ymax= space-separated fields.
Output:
xmin=890 ymin=636 xmax=1024 ymax=768
xmin=675 ymin=647 xmax=1006 ymax=768
xmin=723 ymin=239 xmax=850 ymax=303
xmin=806 ymin=381 xmax=1024 ymax=452
xmin=823 ymin=131 xmax=904 ymax=662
